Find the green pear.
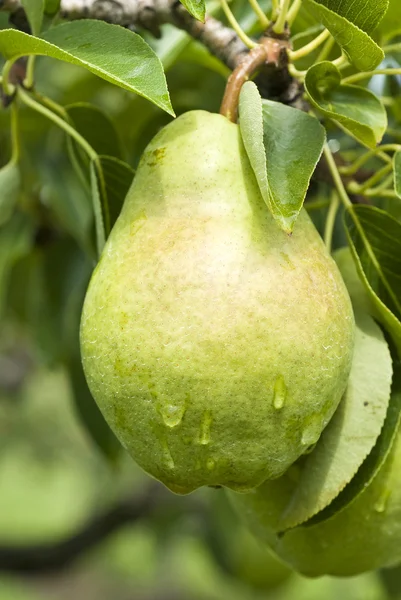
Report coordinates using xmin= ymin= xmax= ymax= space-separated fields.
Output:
xmin=229 ymin=420 xmax=401 ymax=577
xmin=80 ymin=110 xmax=354 ymax=494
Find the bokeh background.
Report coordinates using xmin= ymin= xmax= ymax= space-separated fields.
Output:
xmin=1 ymin=1 xmax=401 ymax=598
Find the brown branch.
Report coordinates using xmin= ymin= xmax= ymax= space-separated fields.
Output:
xmin=0 ymin=0 xmax=249 ymax=70
xmin=0 ymin=483 xmax=204 ymax=574
xmin=220 ymin=32 xmax=291 ymax=122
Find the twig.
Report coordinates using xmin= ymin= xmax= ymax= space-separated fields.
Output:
xmin=0 ymin=482 xmax=205 ymax=574
xmin=1 ymin=0 xmax=250 ymax=69
xmin=220 ymin=33 xmax=290 ymax=121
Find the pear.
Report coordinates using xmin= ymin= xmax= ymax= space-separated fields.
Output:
xmin=80 ymin=110 xmax=354 ymax=494
xmin=229 ymin=419 xmax=401 ymax=577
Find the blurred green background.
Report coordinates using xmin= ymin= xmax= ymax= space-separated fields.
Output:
xmin=1 ymin=2 xmax=401 ymax=598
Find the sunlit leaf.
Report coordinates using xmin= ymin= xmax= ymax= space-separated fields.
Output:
xmin=179 ymin=0 xmax=205 ymax=22
xmin=308 ymin=0 xmax=388 ymax=34
xmin=239 ymin=81 xmax=325 ymax=233
xmin=278 ymin=308 xmax=392 ymax=531
xmin=303 ymin=0 xmax=384 ymax=70
xmin=0 ymin=21 xmax=174 ymax=115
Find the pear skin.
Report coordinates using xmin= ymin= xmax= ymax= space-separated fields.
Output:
xmin=80 ymin=110 xmax=354 ymax=494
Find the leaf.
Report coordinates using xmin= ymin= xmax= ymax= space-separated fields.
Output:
xmin=90 ymin=161 xmax=106 ymax=257
xmin=0 ymin=213 xmax=33 ymax=319
xmin=44 ymin=0 xmax=60 ymax=16
xmin=278 ymin=308 xmax=392 ymax=532
xmin=308 ymin=340 xmax=401 ymax=526
xmin=39 ymin=159 xmax=93 ymax=254
xmin=303 ymin=0 xmax=384 ymax=71
xmin=99 ymin=155 xmax=134 ymax=229
xmin=305 ymin=62 xmax=387 ymax=148
xmin=0 ymin=161 xmax=20 ymax=227
xmin=0 ymin=21 xmax=174 ymax=115
xmin=307 ymin=0 xmax=389 ymax=34
xmin=239 ymin=81 xmax=325 ymax=233
xmin=378 ymin=0 xmax=401 ymax=40
xmin=394 ymin=149 xmax=401 ymax=198
xmin=334 ymin=247 xmax=372 ymax=315
xmin=179 ymin=0 xmax=205 ymax=22
xmin=66 ymin=103 xmax=123 ymax=159
xmin=345 ymin=206 xmax=401 ymax=323
xmin=21 ymin=0 xmax=44 ymax=36
xmin=238 ymin=81 xmax=267 ymax=212
xmin=344 ymin=205 xmax=401 ymax=356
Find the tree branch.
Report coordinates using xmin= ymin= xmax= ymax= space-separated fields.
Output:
xmin=1 ymin=0 xmax=250 ymax=69
xmin=0 ymin=482 xmax=200 ymax=574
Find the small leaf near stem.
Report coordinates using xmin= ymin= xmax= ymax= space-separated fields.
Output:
xmin=324 ymin=191 xmax=339 ymax=252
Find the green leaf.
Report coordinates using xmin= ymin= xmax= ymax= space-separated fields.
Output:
xmin=39 ymin=159 xmax=93 ymax=254
xmin=66 ymin=103 xmax=123 ymax=159
xmin=394 ymin=149 xmax=401 ymax=198
xmin=90 ymin=161 xmax=106 ymax=257
xmin=378 ymin=0 xmax=401 ymax=40
xmin=239 ymin=81 xmax=325 ymax=233
xmin=99 ymin=155 xmax=135 ymax=229
xmin=344 ymin=206 xmax=401 ymax=356
xmin=238 ymin=82 xmax=267 ymax=211
xmin=308 ymin=341 xmax=401 ymax=526
xmin=21 ymin=0 xmax=44 ymax=36
xmin=306 ymin=0 xmax=389 ymax=34
xmin=278 ymin=308 xmax=392 ymax=532
xmin=334 ymin=247 xmax=373 ymax=315
xmin=305 ymin=62 xmax=387 ymax=148
xmin=345 ymin=206 xmax=401 ymax=322
xmin=0 ymin=21 xmax=174 ymax=115
xmin=44 ymin=0 xmax=60 ymax=16
xmin=0 ymin=213 xmax=33 ymax=319
xmin=179 ymin=0 xmax=205 ymax=22
xmin=303 ymin=0 xmax=384 ymax=71
xmin=0 ymin=161 xmax=20 ymax=227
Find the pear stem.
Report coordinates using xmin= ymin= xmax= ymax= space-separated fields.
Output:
xmin=220 ymin=35 xmax=290 ymax=122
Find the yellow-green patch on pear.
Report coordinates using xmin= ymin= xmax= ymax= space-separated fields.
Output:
xmin=80 ymin=110 xmax=355 ymax=494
